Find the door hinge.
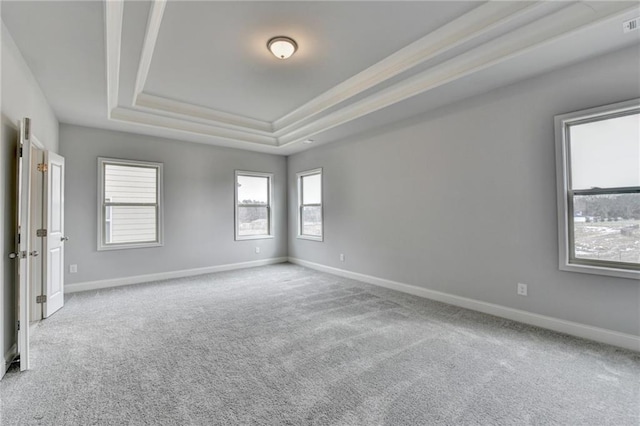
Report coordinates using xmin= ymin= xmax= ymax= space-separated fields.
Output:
xmin=37 ymin=163 xmax=48 ymax=172
xmin=36 ymin=295 xmax=47 ymax=304
xmin=36 ymin=229 xmax=47 ymax=237
xmin=17 ymin=321 xmax=20 ymax=331
xmin=24 ymin=117 xmax=31 ymax=141
xmin=19 ymin=145 xmax=23 ymax=158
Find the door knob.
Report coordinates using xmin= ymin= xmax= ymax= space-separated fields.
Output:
xmin=8 ymin=252 xmax=18 ymax=259
xmin=30 ymin=251 xmax=39 ymax=257
xmin=8 ymin=252 xmax=25 ymax=259
xmin=61 ymin=236 xmax=69 ymax=242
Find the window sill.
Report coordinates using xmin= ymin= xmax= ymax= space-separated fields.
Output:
xmin=560 ymin=262 xmax=640 ymax=280
xmin=235 ymin=235 xmax=274 ymax=241
xmin=98 ymin=241 xmax=163 ymax=251
xmin=297 ymin=235 xmax=323 ymax=242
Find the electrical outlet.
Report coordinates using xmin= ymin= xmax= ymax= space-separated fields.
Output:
xmin=517 ymin=283 xmax=528 ymax=296
xmin=623 ymin=17 xmax=638 ymax=33
xmin=340 ymin=254 xmax=345 ymax=262
xmin=70 ymin=264 xmax=78 ymax=274
xmin=255 ymin=247 xmax=260 ymax=254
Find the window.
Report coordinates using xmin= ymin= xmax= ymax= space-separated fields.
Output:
xmin=98 ymin=158 xmax=163 ymax=250
xmin=555 ymin=99 xmax=639 ymax=278
xmin=235 ymin=171 xmax=273 ymax=240
xmin=297 ymin=168 xmax=323 ymax=241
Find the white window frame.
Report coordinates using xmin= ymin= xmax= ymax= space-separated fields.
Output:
xmin=97 ymin=157 xmax=164 ymax=251
xmin=297 ymin=168 xmax=323 ymax=242
xmin=104 ymin=197 xmax=113 ymax=244
xmin=234 ymin=170 xmax=274 ymax=241
xmin=554 ymin=99 xmax=640 ymax=279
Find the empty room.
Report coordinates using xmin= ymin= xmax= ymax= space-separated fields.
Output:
xmin=1 ymin=1 xmax=639 ymax=424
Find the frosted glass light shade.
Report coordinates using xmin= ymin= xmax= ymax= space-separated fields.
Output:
xmin=268 ymin=37 xmax=297 ymax=59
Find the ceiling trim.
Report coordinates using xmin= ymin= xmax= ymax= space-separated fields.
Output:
xmin=128 ymin=1 xmax=550 ymax=134
xmin=133 ymin=94 xmax=274 ymax=135
xmin=132 ymin=0 xmax=166 ymax=102
xmin=271 ymin=1 xmax=547 ymax=134
xmin=277 ymin=1 xmax=637 ymax=146
xmin=130 ymin=0 xmax=272 ymax=133
xmin=135 ymin=93 xmax=274 ymax=135
xmin=111 ymin=107 xmax=278 ymax=146
xmin=105 ymin=0 xmax=274 ymax=145
xmin=104 ymin=0 xmax=123 ymax=118
xmin=104 ymin=0 xmax=638 ymax=150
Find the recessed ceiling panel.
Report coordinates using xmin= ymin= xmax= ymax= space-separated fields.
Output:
xmin=143 ymin=1 xmax=478 ymax=122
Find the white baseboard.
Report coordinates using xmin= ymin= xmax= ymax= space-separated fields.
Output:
xmin=288 ymin=257 xmax=640 ymax=352
xmin=2 ymin=343 xmax=17 ymax=379
xmin=65 ymin=257 xmax=289 ymax=294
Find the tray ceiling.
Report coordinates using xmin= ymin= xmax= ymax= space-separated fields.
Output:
xmin=143 ymin=1 xmax=476 ymax=122
xmin=3 ymin=1 xmax=639 ymax=155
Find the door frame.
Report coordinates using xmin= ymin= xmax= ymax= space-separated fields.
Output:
xmin=29 ymin=136 xmax=45 ymax=323
xmin=16 ymin=119 xmax=32 ymax=371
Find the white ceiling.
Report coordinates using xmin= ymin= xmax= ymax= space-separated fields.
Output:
xmin=144 ymin=1 xmax=476 ymax=122
xmin=2 ymin=1 xmax=639 ymax=155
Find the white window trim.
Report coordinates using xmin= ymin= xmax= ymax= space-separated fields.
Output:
xmin=554 ymin=98 xmax=640 ymax=279
xmin=97 ymin=157 xmax=164 ymax=251
xmin=297 ymin=168 xmax=323 ymax=242
xmin=234 ymin=170 xmax=274 ymax=241
xmin=105 ymin=197 xmax=113 ymax=244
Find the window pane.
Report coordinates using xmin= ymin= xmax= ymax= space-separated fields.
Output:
xmin=569 ymin=113 xmax=640 ymax=190
xmin=107 ymin=205 xmax=157 ymax=244
xmin=573 ymin=193 xmax=640 ymax=265
xmin=301 ymin=206 xmax=322 ymax=236
xmin=238 ymin=206 xmax=268 ymax=236
xmin=238 ymin=175 xmax=268 ymax=205
xmin=105 ymin=220 xmax=112 ymax=244
xmin=105 ymin=164 xmax=157 ymax=203
xmin=302 ymin=173 xmax=321 ymax=204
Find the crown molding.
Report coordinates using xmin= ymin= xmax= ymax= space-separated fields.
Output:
xmin=128 ymin=1 xmax=553 ymax=137
xmin=111 ymin=107 xmax=278 ymax=146
xmin=136 ymin=93 xmax=273 ymax=134
xmin=105 ymin=0 xmax=276 ymax=146
xmin=129 ymin=0 xmax=272 ymax=134
xmin=133 ymin=0 xmax=166 ymax=102
xmin=104 ymin=0 xmax=124 ymax=118
xmin=271 ymin=1 xmax=552 ymax=135
xmin=276 ymin=1 xmax=639 ymax=146
xmin=105 ymin=0 xmax=638 ymax=151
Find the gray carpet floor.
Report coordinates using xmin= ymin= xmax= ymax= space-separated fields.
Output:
xmin=1 ymin=263 xmax=638 ymax=425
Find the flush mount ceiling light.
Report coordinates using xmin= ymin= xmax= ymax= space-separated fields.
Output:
xmin=267 ymin=36 xmax=298 ymax=59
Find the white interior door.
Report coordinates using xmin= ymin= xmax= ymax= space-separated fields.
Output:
xmin=15 ymin=118 xmax=32 ymax=371
xmin=43 ymin=151 xmax=65 ymax=317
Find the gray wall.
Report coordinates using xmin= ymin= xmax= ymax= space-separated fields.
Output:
xmin=1 ymin=22 xmax=59 ymax=367
xmin=288 ymin=45 xmax=640 ymax=337
xmin=60 ymin=124 xmax=287 ymax=285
